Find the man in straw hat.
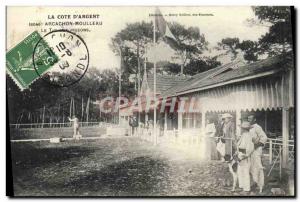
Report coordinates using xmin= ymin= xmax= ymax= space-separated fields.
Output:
xmin=236 ymin=121 xmax=254 ymax=192
xmin=222 ymin=113 xmax=236 ymax=156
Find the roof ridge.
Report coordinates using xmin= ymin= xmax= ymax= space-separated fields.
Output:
xmin=147 ymin=73 xmax=190 ymax=80
xmin=162 ymin=53 xmax=291 ymax=97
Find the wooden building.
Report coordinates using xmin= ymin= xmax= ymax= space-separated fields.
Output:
xmin=139 ymin=53 xmax=294 ymax=168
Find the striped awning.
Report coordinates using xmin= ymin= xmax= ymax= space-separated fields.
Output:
xmin=193 ymin=70 xmax=294 ymax=112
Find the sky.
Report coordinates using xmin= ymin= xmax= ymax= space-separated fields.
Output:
xmin=7 ymin=6 xmax=269 ymax=70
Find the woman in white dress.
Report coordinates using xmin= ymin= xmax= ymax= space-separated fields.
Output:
xmin=204 ymin=117 xmax=216 ymax=161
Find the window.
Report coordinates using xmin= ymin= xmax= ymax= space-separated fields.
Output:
xmin=183 ymin=113 xmax=194 ymax=129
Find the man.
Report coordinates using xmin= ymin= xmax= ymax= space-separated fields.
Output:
xmin=222 ymin=113 xmax=236 ymax=156
xmin=216 ymin=114 xmax=224 ymax=138
xmin=68 ymin=115 xmax=82 ymax=140
xmin=235 ymin=121 xmax=254 ymax=192
xmin=248 ymin=114 xmax=268 ymax=193
xmin=129 ymin=116 xmax=138 ymax=136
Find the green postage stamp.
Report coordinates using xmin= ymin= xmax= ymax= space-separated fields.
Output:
xmin=6 ymin=31 xmax=58 ymax=90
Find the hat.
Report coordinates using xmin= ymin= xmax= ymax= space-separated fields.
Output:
xmin=222 ymin=113 xmax=233 ymax=119
xmin=240 ymin=121 xmax=251 ymax=129
xmin=247 ymin=112 xmax=256 ymax=118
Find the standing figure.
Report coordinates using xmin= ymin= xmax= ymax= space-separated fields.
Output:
xmin=215 ymin=115 xmax=225 ymax=160
xmin=222 ymin=113 xmax=236 ymax=156
xmin=148 ymin=120 xmax=154 ymax=136
xmin=204 ymin=117 xmax=217 ymax=160
xmin=248 ymin=114 xmax=267 ymax=193
xmin=68 ymin=115 xmax=82 ymax=140
xmin=236 ymin=121 xmax=254 ymax=192
xmin=129 ymin=116 xmax=138 ymax=136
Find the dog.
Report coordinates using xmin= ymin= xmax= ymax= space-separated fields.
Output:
xmin=224 ymin=154 xmax=239 ymax=191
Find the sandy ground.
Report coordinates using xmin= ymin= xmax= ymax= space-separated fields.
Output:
xmin=10 ymin=136 xmax=289 ymax=197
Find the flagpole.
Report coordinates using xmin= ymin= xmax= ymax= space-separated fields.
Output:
xmin=119 ymin=46 xmax=122 ymax=125
xmin=153 ymin=13 xmax=157 ymax=145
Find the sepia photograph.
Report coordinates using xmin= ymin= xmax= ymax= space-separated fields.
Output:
xmin=6 ymin=6 xmax=295 ymax=197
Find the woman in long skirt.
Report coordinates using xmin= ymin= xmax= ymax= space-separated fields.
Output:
xmin=204 ymin=117 xmax=217 ymax=160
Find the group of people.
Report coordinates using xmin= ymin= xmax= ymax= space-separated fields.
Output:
xmin=204 ymin=113 xmax=268 ymax=192
xmin=129 ymin=116 xmax=138 ymax=136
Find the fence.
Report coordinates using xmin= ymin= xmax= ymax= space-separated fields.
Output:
xmin=9 ymin=122 xmax=110 ymax=129
xmin=9 ymin=122 xmax=118 ymax=140
xmin=266 ymin=138 xmax=294 ymax=178
xmin=138 ymin=128 xmax=294 ymax=177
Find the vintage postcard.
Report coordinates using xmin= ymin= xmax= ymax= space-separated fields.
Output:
xmin=6 ymin=6 xmax=295 ymax=197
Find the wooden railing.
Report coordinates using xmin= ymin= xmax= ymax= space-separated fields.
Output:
xmin=266 ymin=138 xmax=294 ymax=178
xmin=267 ymin=138 xmax=294 ymax=164
xmin=139 ymin=129 xmax=295 ymax=165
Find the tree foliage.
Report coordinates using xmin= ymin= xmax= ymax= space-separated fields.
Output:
xmin=7 ymin=68 xmax=120 ymax=124
xmin=110 ymin=21 xmax=218 ymax=79
xmin=254 ymin=6 xmax=293 ymax=56
xmin=184 ymin=57 xmax=221 ymax=75
xmin=217 ymin=7 xmax=293 ymax=62
xmin=250 ymin=6 xmax=293 ymax=57
xmin=168 ymin=22 xmax=208 ymax=67
xmin=217 ymin=37 xmax=259 ymax=62
xmin=110 ymin=21 xmax=153 ymax=96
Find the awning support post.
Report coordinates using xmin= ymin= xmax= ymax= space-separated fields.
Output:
xmin=164 ymin=111 xmax=167 ymax=132
xmin=282 ymin=107 xmax=289 ymax=169
xmin=236 ymin=109 xmax=241 ymax=137
xmin=201 ymin=111 xmax=206 ymax=134
xmin=178 ymin=112 xmax=183 ymax=131
xmin=269 ymin=139 xmax=273 ymax=164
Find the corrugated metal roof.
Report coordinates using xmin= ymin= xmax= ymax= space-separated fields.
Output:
xmin=146 ymin=74 xmax=189 ymax=94
xmin=161 ymin=61 xmax=237 ymax=97
xmin=161 ymin=53 xmax=293 ymax=97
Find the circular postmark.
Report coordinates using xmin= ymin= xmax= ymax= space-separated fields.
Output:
xmin=33 ymin=29 xmax=89 ymax=87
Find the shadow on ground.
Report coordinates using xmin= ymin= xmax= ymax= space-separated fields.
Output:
xmin=11 ymin=141 xmax=95 ymax=169
xmin=10 ymin=137 xmax=292 ymax=196
xmin=64 ymin=156 xmax=170 ymax=196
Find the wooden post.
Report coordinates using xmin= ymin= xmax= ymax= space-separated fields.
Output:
xmin=86 ymin=94 xmax=90 ymax=123
xmin=42 ymin=105 xmax=45 ymax=128
xmin=145 ymin=113 xmax=148 ymax=123
xmin=72 ymin=97 xmax=75 ymax=117
xmin=236 ymin=110 xmax=241 ymax=136
xmin=144 ymin=113 xmax=148 ymax=141
xmin=282 ymin=69 xmax=292 ymax=169
xmin=269 ymin=139 xmax=273 ymax=164
xmin=178 ymin=112 xmax=183 ymax=131
xmin=282 ymin=107 xmax=289 ymax=168
xmin=69 ymin=98 xmax=73 ymax=117
xmin=50 ymin=115 xmax=52 ymax=128
xmin=201 ymin=111 xmax=206 ymax=132
xmin=264 ymin=110 xmax=268 ymax=132
xmin=62 ymin=111 xmax=65 ymax=128
xmin=280 ymin=146 xmax=282 ymax=179
xmin=164 ymin=111 xmax=167 ymax=132
xmin=81 ymin=97 xmax=84 ymax=120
